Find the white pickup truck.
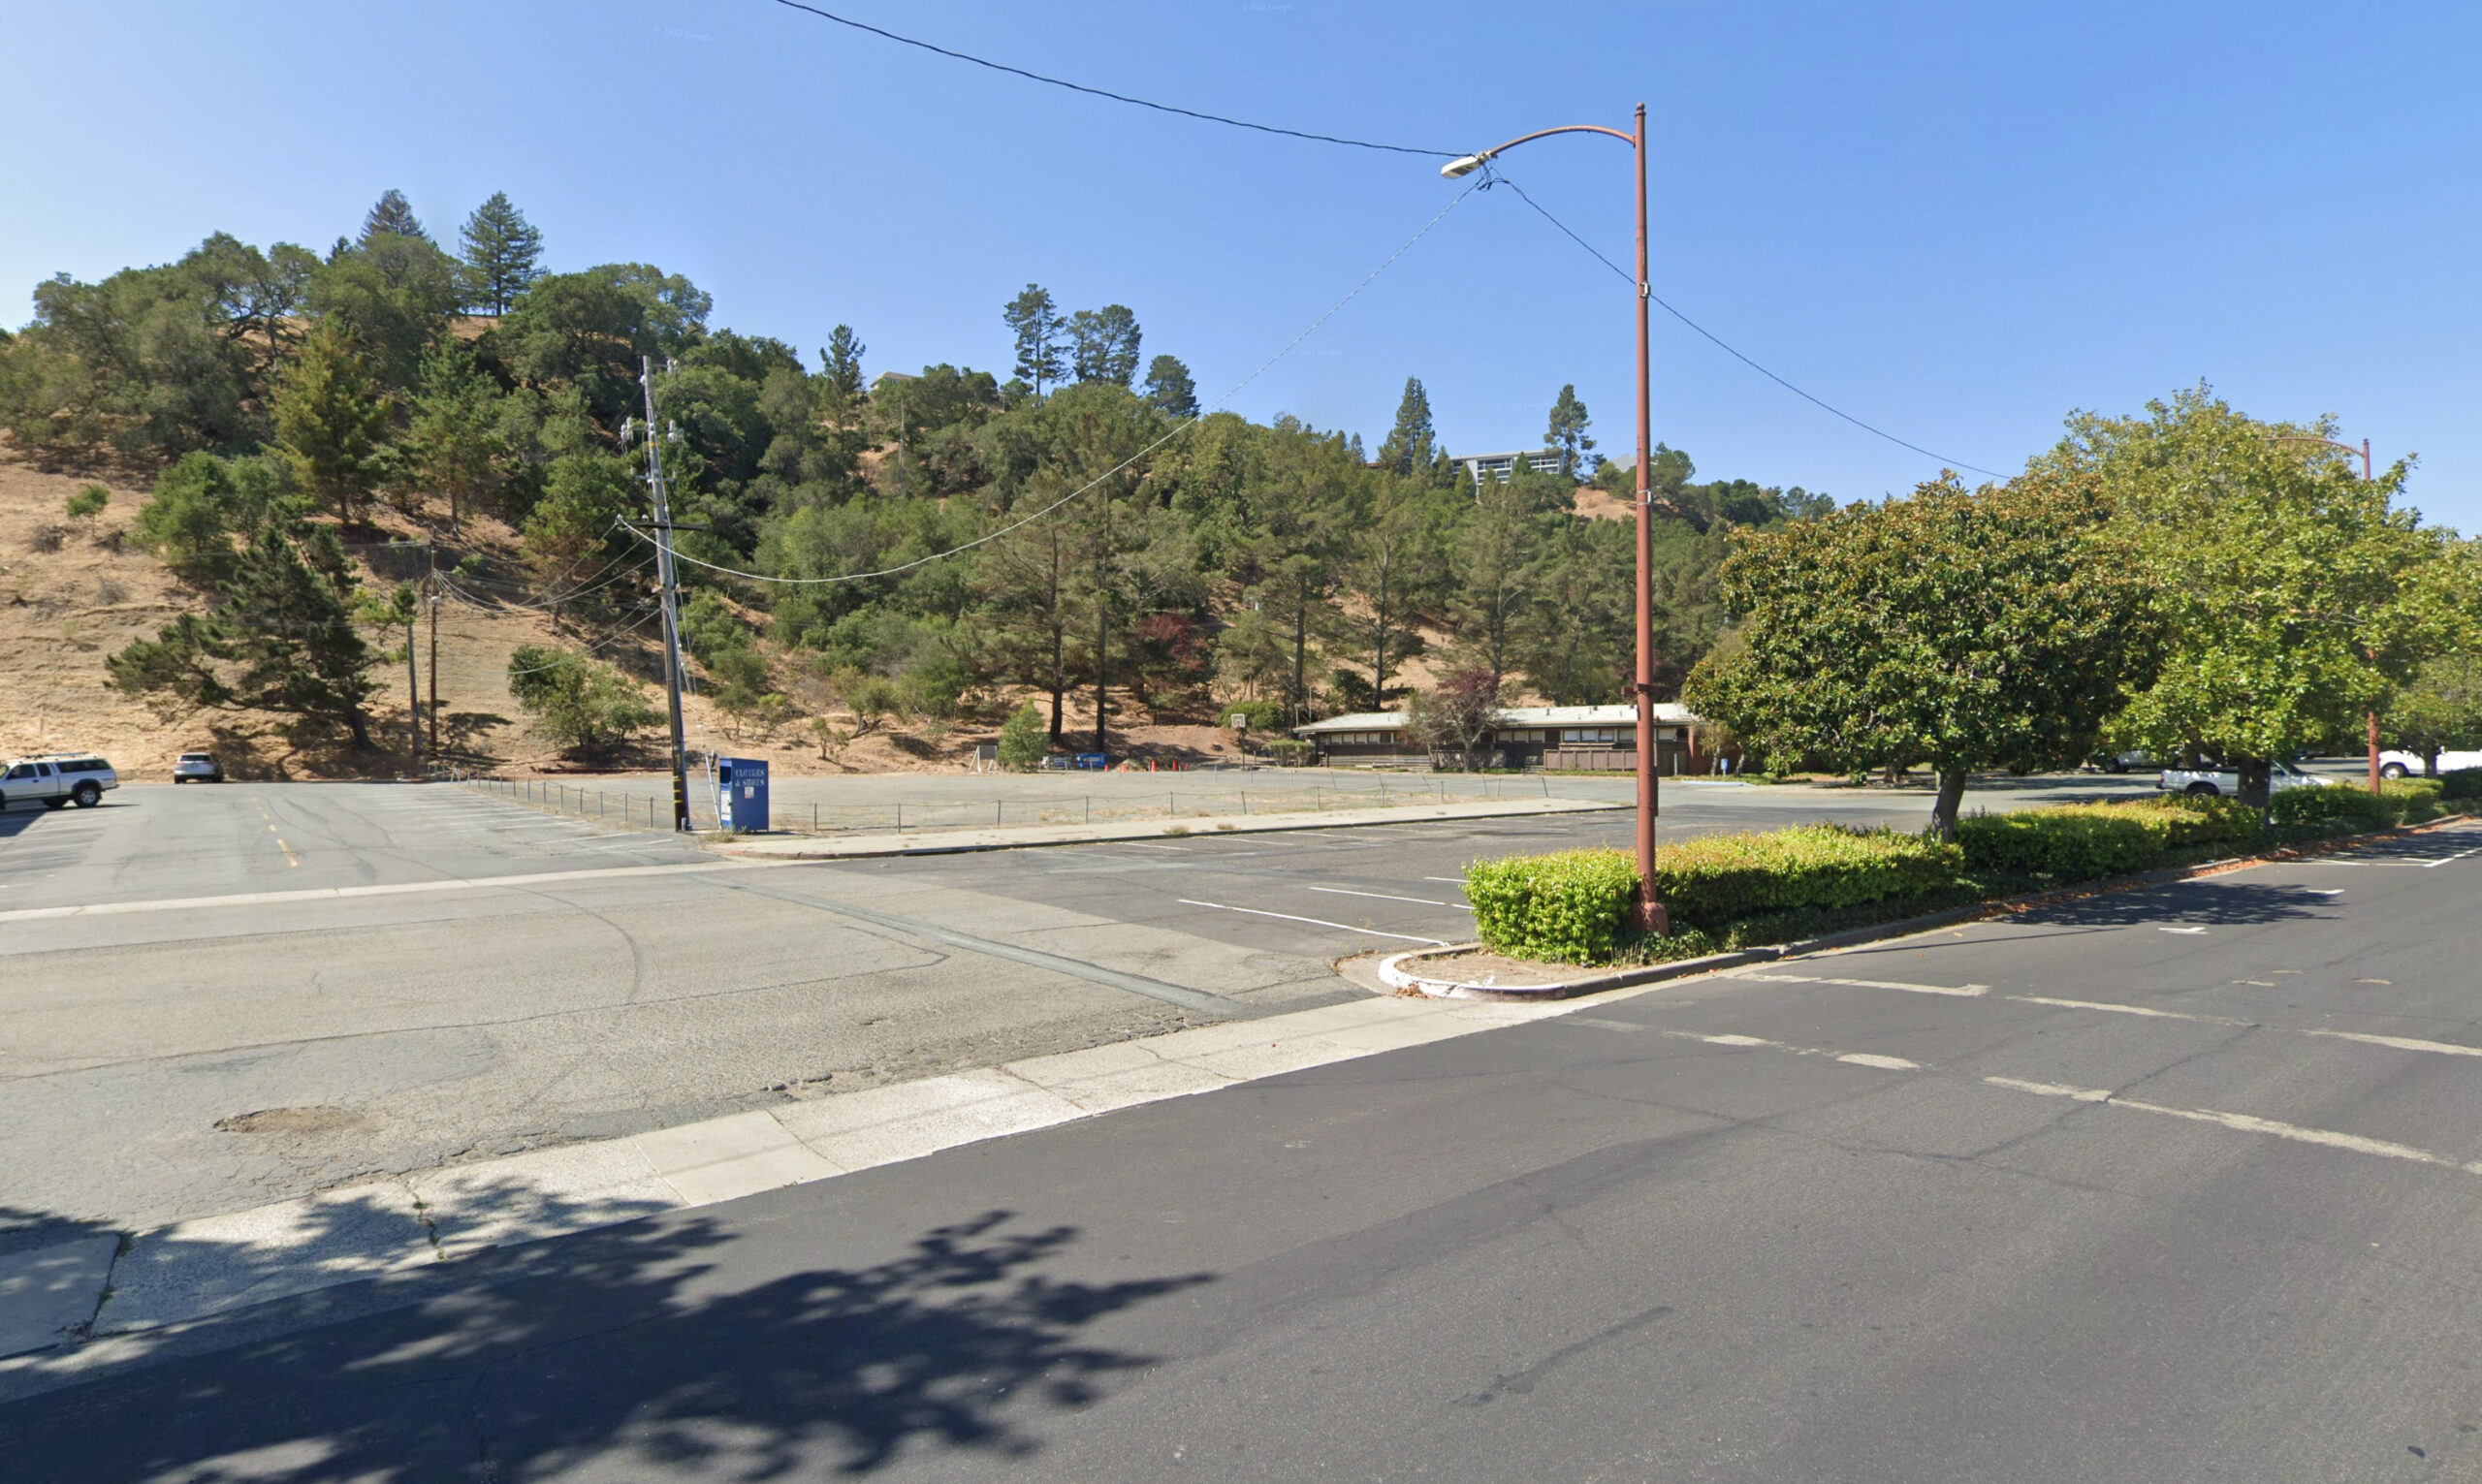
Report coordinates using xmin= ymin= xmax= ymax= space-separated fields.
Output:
xmin=0 ymin=753 xmax=119 ymax=810
xmin=2156 ymin=760 xmax=2339 ymax=799
xmin=2378 ymin=748 xmax=2482 ymax=779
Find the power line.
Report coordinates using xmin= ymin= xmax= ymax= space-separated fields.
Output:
xmin=765 ymin=0 xmax=1451 ymax=158
xmin=1480 ymin=166 xmax=2009 ymax=482
xmin=626 ymin=175 xmax=1492 ymax=587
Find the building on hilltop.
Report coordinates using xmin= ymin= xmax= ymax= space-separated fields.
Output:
xmin=1454 ymin=449 xmax=1563 ymax=486
xmin=1291 ymin=703 xmax=1703 ymax=772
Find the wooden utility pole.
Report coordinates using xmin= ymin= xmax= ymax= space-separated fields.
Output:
xmin=427 ymin=537 xmax=440 ymax=758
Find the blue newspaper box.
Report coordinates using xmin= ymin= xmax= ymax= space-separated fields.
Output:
xmin=1073 ymin=753 xmax=1109 ymax=771
xmin=717 ymin=757 xmax=769 ymax=833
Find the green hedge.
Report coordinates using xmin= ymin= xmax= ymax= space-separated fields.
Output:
xmin=1467 ymin=829 xmax=1957 ymax=963
xmin=2441 ymin=768 xmax=2482 ymax=801
xmin=1654 ymin=826 xmax=1958 ymax=926
xmin=1958 ymin=797 xmax=2264 ymax=879
xmin=1465 ymin=849 xmax=1641 ymax=964
xmin=2271 ymin=784 xmax=2400 ymax=829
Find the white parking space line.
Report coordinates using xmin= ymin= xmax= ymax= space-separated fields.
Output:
xmin=1422 ymin=877 xmax=1465 ymax=884
xmin=0 ymin=860 xmax=784 ymax=923
xmin=2009 ymin=995 xmax=2250 ymax=1026
xmin=2423 ymin=847 xmax=2482 ymax=868
xmin=1307 ymin=886 xmax=1471 ymax=910
xmin=1735 ymin=971 xmax=1989 ymax=997
xmin=2159 ymin=926 xmax=2209 ymax=934
xmin=1173 ymin=899 xmax=1450 ymax=945
xmin=1660 ymin=1029 xmax=1921 ymax=1070
xmin=1987 ymin=1076 xmax=2482 ymax=1175
xmin=2305 ymin=1029 xmax=2482 ymax=1058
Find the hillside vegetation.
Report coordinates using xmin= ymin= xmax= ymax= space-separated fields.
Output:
xmin=0 ymin=189 xmax=1830 ymax=775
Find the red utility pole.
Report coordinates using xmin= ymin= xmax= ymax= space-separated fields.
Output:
xmin=1444 ymin=108 xmax=1668 ymax=931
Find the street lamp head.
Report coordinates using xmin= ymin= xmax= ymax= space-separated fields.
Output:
xmin=1440 ymin=152 xmax=1492 ymax=179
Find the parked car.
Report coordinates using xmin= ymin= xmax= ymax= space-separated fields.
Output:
xmin=2377 ymin=747 xmax=2482 ymax=780
xmin=2157 ymin=760 xmax=2338 ymax=799
xmin=172 ymin=752 xmax=225 ymax=783
xmin=2093 ymin=748 xmax=2154 ymax=774
xmin=0 ymin=752 xmax=119 ymax=809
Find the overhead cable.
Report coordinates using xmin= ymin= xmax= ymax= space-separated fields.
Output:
xmin=1480 ymin=166 xmax=2008 ymax=481
xmin=625 ymin=175 xmax=1492 ymax=587
xmin=764 ymin=0 xmax=1451 ymax=157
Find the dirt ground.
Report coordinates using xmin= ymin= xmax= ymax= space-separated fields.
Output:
xmin=0 ymin=452 xmax=1327 ymax=781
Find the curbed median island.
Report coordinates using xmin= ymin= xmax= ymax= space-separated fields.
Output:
xmin=1391 ymin=777 xmax=2482 ymax=996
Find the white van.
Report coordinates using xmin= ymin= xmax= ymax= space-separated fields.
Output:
xmin=1 ymin=753 xmax=119 ymax=809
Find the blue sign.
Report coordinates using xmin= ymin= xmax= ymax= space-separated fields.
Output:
xmin=716 ymin=756 xmax=769 ymax=832
xmin=1073 ymin=753 xmax=1109 ymax=771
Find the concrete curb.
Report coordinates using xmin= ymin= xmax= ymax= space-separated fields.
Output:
xmin=705 ymin=797 xmax=1623 ymax=861
xmin=1374 ymin=810 xmax=2482 ymax=1000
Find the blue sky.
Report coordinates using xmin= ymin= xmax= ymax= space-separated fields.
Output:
xmin=5 ymin=2 xmax=2475 ymax=527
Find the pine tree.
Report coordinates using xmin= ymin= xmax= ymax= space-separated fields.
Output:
xmin=1545 ymin=384 xmax=1594 ymax=478
xmin=361 ymin=189 xmax=429 ymax=244
xmin=819 ymin=325 xmax=868 ymax=403
xmin=1376 ymin=376 xmax=1436 ymax=476
xmin=1002 ymin=285 xmax=1065 ymax=395
xmin=108 ymin=511 xmax=379 ymax=748
xmin=1068 ymin=304 xmax=1141 ymax=386
xmin=273 ymin=322 xmax=389 ymax=525
xmin=457 ymin=192 xmax=544 ymax=315
xmin=1143 ymin=354 xmax=1198 ymax=418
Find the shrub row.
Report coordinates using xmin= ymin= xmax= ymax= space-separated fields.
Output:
xmin=1958 ymin=797 xmax=2264 ymax=878
xmin=1467 ymin=826 xmax=1958 ymax=963
xmin=1469 ymin=788 xmax=2474 ymax=965
xmin=1464 ymin=849 xmax=1641 ymax=965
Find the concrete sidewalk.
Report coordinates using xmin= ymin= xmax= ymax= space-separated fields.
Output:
xmin=709 ymin=796 xmax=1622 ymax=860
xmin=0 ymin=985 xmax=1613 ymax=1377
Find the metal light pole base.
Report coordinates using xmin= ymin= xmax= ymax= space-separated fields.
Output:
xmin=1629 ymin=893 xmax=1669 ymax=936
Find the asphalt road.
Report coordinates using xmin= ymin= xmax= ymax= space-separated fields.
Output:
xmin=2 ymin=814 xmax=2475 ymax=1477
xmin=0 ymin=774 xmax=2166 ymax=1238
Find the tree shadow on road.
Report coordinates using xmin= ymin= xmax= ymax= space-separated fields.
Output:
xmin=1 ymin=1200 xmax=1210 ymax=1481
xmin=1997 ymin=877 xmax=2341 ymax=931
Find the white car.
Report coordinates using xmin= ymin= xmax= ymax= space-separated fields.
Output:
xmin=2378 ymin=747 xmax=2482 ymax=779
xmin=1 ymin=753 xmax=119 ymax=809
xmin=2157 ymin=760 xmax=2339 ymax=799
xmin=172 ymin=752 xmax=225 ymax=783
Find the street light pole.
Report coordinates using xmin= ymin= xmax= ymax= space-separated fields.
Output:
xmin=2273 ymin=433 xmax=2381 ymax=794
xmin=1444 ymin=106 xmax=1667 ymax=932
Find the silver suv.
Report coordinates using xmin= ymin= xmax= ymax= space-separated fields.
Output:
xmin=1 ymin=753 xmax=119 ymax=810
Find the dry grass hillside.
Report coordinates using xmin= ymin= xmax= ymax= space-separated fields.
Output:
xmin=0 ymin=452 xmax=1318 ymax=780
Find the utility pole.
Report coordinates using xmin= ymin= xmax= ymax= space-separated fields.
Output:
xmin=426 ymin=541 xmax=440 ymax=758
xmin=635 ymin=355 xmax=693 ymax=832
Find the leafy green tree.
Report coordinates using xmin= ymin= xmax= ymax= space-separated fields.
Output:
xmin=521 ymin=452 xmax=640 ymax=602
xmin=361 ymin=190 xmax=429 ymax=244
xmin=707 ymin=647 xmax=773 ymax=739
xmin=1002 ymin=284 xmax=1065 ymax=396
xmin=128 ymin=453 xmax=294 ymax=586
xmin=457 ymin=191 xmax=544 ymax=315
xmin=1337 ymin=479 xmax=1441 ymax=710
xmin=397 ymin=341 xmax=506 ymax=531
xmin=505 ymin=645 xmax=660 ymax=757
xmin=1067 ymin=304 xmax=1141 ymax=387
xmin=273 ymin=322 xmax=389 ymax=525
xmin=1685 ymin=471 xmax=2162 ymax=839
xmin=997 ymin=701 xmax=1049 ymax=770
xmin=2039 ymin=389 xmax=2470 ymax=805
xmin=358 ymin=583 xmax=423 ymax=762
xmin=1143 ymin=354 xmax=1198 ymax=418
xmin=1544 ymin=384 xmax=1594 ymax=478
xmin=490 ymin=264 xmax=711 ymax=425
xmin=311 ymin=230 xmax=461 ymax=392
xmin=1448 ymin=470 xmax=1547 ymax=689
xmin=1513 ymin=515 xmax=1632 ymax=704
xmin=2385 ymin=652 xmax=2482 ymax=773
xmin=1376 ymin=376 xmax=1437 ymax=477
xmin=110 ymin=509 xmax=378 ymax=747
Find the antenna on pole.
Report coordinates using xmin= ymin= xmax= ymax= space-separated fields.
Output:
xmin=638 ymin=356 xmax=693 ymax=832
